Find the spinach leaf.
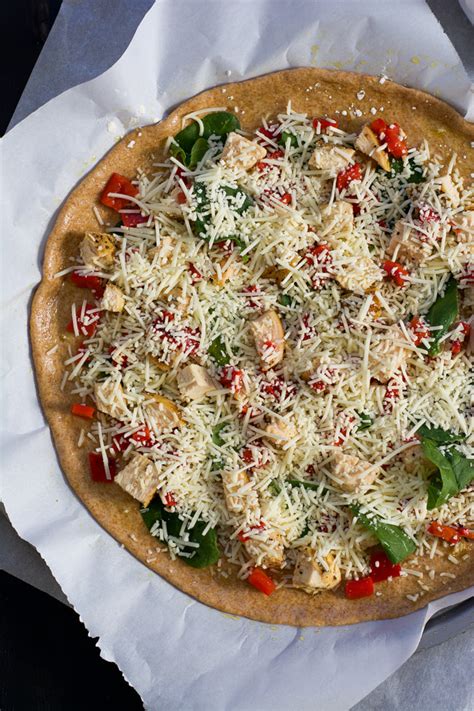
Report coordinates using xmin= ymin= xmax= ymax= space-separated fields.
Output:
xmin=212 ymin=422 xmax=227 ymax=446
xmin=208 ymin=335 xmax=230 ymax=366
xmin=449 ymin=448 xmax=474 ymax=491
xmin=422 ymin=439 xmax=460 ymax=509
xmin=417 ymin=424 xmax=466 ymax=445
xmin=192 ymin=182 xmax=252 ymax=243
xmin=189 ymin=137 xmax=210 ymax=167
xmin=351 ymin=505 xmax=416 ymax=564
xmin=288 ymin=478 xmax=321 ymax=491
xmin=357 ymin=412 xmax=373 ymax=431
xmin=425 ymin=276 xmax=459 ymax=356
xmin=210 ymin=457 xmax=224 ymax=471
xmin=278 ymin=293 xmax=293 ymax=307
xmin=390 ymin=157 xmax=424 ymax=183
xmin=141 ymin=497 xmax=220 ymax=568
xmin=269 ymin=480 xmax=282 ymax=496
xmin=171 ymin=111 xmax=240 ymax=163
xmin=279 ymin=131 xmax=298 ymax=147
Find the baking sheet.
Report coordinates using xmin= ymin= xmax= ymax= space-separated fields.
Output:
xmin=1 ymin=1 xmax=473 ymax=708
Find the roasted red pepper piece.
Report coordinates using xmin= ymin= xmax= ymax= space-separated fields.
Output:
xmin=383 ymin=260 xmax=410 ymax=287
xmin=66 ymin=303 xmax=101 ymax=337
xmin=120 ymin=211 xmax=147 ymax=227
xmin=164 ymin=492 xmax=177 ymax=507
xmin=100 ymin=173 xmax=139 ymax=211
xmin=313 ymin=117 xmax=339 ymax=132
xmin=345 ymin=576 xmax=374 ymax=599
xmin=336 ymin=163 xmax=362 ymax=192
xmin=219 ymin=365 xmax=244 ymax=394
xmin=70 ymin=271 xmax=103 ymax=292
xmin=71 ymin=403 xmax=95 ymax=420
xmin=89 ymin=452 xmax=117 ymax=482
xmin=369 ymin=550 xmax=401 ymax=583
xmin=247 ymin=567 xmax=276 ymax=596
xmin=428 ymin=521 xmax=474 ymax=544
xmin=409 ymin=316 xmax=430 ymax=347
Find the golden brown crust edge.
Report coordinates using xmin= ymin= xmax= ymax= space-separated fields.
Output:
xmin=30 ymin=67 xmax=474 ymax=626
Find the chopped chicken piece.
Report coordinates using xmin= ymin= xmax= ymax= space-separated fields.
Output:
xmin=164 ymin=286 xmax=191 ymax=314
xmin=147 ymin=234 xmax=178 ymax=266
xmin=177 ymin=364 xmax=218 ymax=400
xmin=319 ymin=200 xmax=354 ymax=244
xmin=293 ymin=551 xmax=341 ymax=591
xmin=94 ymin=378 xmax=128 ymax=419
xmin=331 ymin=451 xmax=378 ymax=492
xmin=262 ymin=264 xmax=290 ymax=284
xmin=399 ymin=443 xmax=427 ymax=474
xmin=452 ymin=210 xmax=474 ymax=244
xmin=309 ymin=145 xmax=355 ymax=173
xmin=264 ymin=418 xmax=297 ymax=448
xmin=368 ymin=325 xmax=408 ymax=382
xmin=220 ymin=132 xmax=267 ymax=170
xmin=213 ymin=257 xmax=239 ymax=287
xmin=115 ymin=453 xmax=159 ymax=506
xmin=250 ymin=309 xmax=285 ymax=370
xmin=386 ymin=220 xmax=429 ymax=263
xmin=355 ymin=124 xmax=390 ymax=171
xmin=222 ymin=470 xmax=253 ymax=514
xmin=334 ymin=256 xmax=382 ymax=295
xmin=145 ymin=394 xmax=183 ymax=431
xmin=80 ymin=232 xmax=116 ymax=270
xmin=148 ymin=354 xmax=170 ymax=372
xmin=244 ymin=529 xmax=285 ymax=569
xmin=101 ymin=283 xmax=125 ymax=312
xmin=439 ymin=175 xmax=460 ymax=208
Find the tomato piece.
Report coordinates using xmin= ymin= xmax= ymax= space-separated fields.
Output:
xmin=382 ymin=260 xmax=410 ymax=287
xmin=89 ymin=452 xmax=117 ymax=483
xmin=313 ymin=117 xmax=339 ymax=132
xmin=369 ymin=550 xmax=401 ymax=582
xmin=336 ymin=163 xmax=362 ymax=192
xmin=247 ymin=567 xmax=276 ymax=596
xmin=71 ymin=403 xmax=95 ymax=420
xmin=345 ymin=576 xmax=374 ymax=599
xmin=100 ymin=173 xmax=139 ymax=211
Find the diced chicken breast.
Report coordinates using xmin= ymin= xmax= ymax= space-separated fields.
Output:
xmin=222 ymin=470 xmax=252 ymax=514
xmin=368 ymin=325 xmax=409 ymax=382
xmin=319 ymin=200 xmax=354 ymax=244
xmin=334 ymin=256 xmax=382 ymax=295
xmin=452 ymin=210 xmax=474 ymax=244
xmin=148 ymin=354 xmax=171 ymax=372
xmin=101 ymin=283 xmax=125 ymax=312
xmin=250 ymin=309 xmax=285 ymax=370
xmin=165 ymin=287 xmax=191 ymax=315
xmin=264 ymin=418 xmax=297 ymax=448
xmin=244 ymin=529 xmax=285 ymax=568
xmin=355 ymin=124 xmax=391 ymax=172
xmin=309 ymin=145 xmax=355 ymax=174
xmin=147 ymin=235 xmax=176 ymax=266
xmin=80 ymin=232 xmax=116 ymax=270
xmin=292 ymin=551 xmax=341 ymax=591
xmin=386 ymin=220 xmax=428 ymax=264
xmin=94 ymin=378 xmax=128 ymax=419
xmin=220 ymin=132 xmax=267 ymax=170
xmin=115 ymin=453 xmax=159 ymax=506
xmin=177 ymin=364 xmax=218 ymax=400
xmin=145 ymin=394 xmax=183 ymax=431
xmin=439 ymin=175 xmax=460 ymax=208
xmin=331 ymin=451 xmax=378 ymax=492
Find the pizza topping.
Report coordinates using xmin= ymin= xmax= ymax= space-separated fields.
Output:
xmin=80 ymin=232 xmax=116 ymax=271
xmin=355 ymin=124 xmax=391 ymax=171
xmin=101 ymin=283 xmax=125 ymax=312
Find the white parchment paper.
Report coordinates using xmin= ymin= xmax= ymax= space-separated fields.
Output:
xmin=1 ymin=1 xmax=473 ymax=708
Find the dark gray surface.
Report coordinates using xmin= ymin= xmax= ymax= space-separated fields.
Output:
xmin=3 ymin=1 xmax=473 ymax=709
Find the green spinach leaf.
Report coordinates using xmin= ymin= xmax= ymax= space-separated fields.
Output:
xmin=351 ymin=505 xmax=416 ymax=564
xmin=449 ymin=448 xmax=474 ymax=491
xmin=288 ymin=478 xmax=321 ymax=491
xmin=269 ymin=480 xmax=282 ymax=496
xmin=425 ymin=276 xmax=459 ymax=356
xmin=189 ymin=137 xmax=210 ymax=167
xmin=278 ymin=293 xmax=293 ymax=307
xmin=208 ymin=335 xmax=230 ymax=366
xmin=212 ymin=422 xmax=227 ymax=446
xmin=390 ymin=157 xmax=424 ymax=183
xmin=417 ymin=424 xmax=466 ymax=445
xmin=279 ymin=131 xmax=298 ymax=147
xmin=171 ymin=111 xmax=240 ymax=163
xmin=357 ymin=412 xmax=373 ymax=431
xmin=141 ymin=497 xmax=220 ymax=568
xmin=422 ymin=439 xmax=460 ymax=509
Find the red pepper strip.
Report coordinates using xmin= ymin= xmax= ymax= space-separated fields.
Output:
xmin=384 ymin=124 xmax=408 ymax=158
xmin=71 ymin=403 xmax=95 ymax=420
xmin=120 ymin=211 xmax=147 ymax=227
xmin=369 ymin=550 xmax=401 ymax=583
xmin=177 ymin=191 xmax=187 ymax=204
xmin=428 ymin=521 xmax=474 ymax=544
xmin=345 ymin=576 xmax=374 ymax=599
xmin=279 ymin=192 xmax=292 ymax=205
xmin=382 ymin=260 xmax=410 ymax=287
xmin=100 ymin=173 xmax=139 ymax=211
xmin=70 ymin=271 xmax=103 ymax=291
xmin=247 ymin=567 xmax=276 ymax=596
xmin=313 ymin=117 xmax=339 ymax=132
xmin=370 ymin=118 xmax=388 ymax=135
xmin=131 ymin=425 xmax=153 ymax=446
xmin=336 ymin=163 xmax=362 ymax=192
xmin=188 ymin=263 xmax=203 ymax=283
xmin=88 ymin=452 xmax=117 ymax=483
xmin=164 ymin=492 xmax=177 ymax=507
xmin=408 ymin=316 xmax=430 ymax=347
